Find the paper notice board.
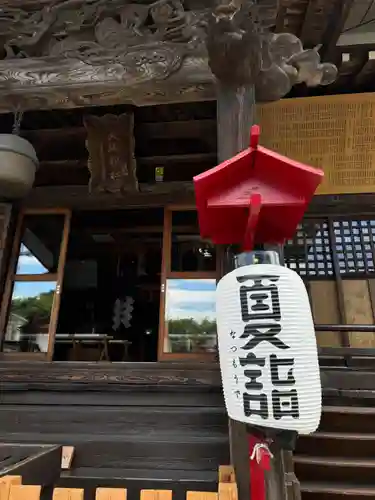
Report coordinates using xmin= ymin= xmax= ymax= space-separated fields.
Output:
xmin=257 ymin=93 xmax=375 ymax=195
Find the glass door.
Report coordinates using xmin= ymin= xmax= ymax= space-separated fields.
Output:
xmin=158 ymin=206 xmax=221 ymax=361
xmin=0 ymin=209 xmax=71 ymax=360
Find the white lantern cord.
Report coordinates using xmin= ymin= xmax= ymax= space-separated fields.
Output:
xmin=250 ymin=442 xmax=274 ymax=465
xmin=12 ymin=108 xmax=24 ymax=136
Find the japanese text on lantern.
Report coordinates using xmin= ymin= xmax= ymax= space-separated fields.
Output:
xmin=230 ymin=274 xmax=299 ymax=421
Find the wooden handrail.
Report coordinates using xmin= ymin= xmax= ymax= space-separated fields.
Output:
xmin=315 ymin=325 xmax=375 ymax=332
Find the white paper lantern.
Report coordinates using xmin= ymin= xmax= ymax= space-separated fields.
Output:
xmin=216 ymin=264 xmax=321 ymax=435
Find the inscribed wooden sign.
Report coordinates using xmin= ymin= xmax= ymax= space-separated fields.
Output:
xmin=257 ymin=93 xmax=375 ymax=195
xmin=84 ymin=113 xmax=138 ymax=194
xmin=216 ymin=264 xmax=321 ymax=435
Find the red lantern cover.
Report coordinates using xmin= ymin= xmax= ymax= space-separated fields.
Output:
xmin=193 ymin=125 xmax=323 ymax=250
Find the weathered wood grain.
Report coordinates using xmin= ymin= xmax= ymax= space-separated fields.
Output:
xmin=0 ymin=361 xmax=222 ymax=388
xmin=0 ymin=359 xmax=373 ymax=494
xmin=0 ymin=445 xmax=61 ymax=486
xmin=0 ymin=362 xmax=229 ymax=479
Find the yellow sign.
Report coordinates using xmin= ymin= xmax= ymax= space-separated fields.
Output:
xmin=257 ymin=93 xmax=375 ymax=195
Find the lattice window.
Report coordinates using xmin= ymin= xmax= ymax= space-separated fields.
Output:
xmin=284 ymin=219 xmax=333 ymax=277
xmin=284 ymin=217 xmax=375 ymax=278
xmin=331 ymin=219 xmax=375 ymax=275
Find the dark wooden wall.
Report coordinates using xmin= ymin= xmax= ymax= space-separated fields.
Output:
xmin=0 ymin=362 xmax=229 ymax=497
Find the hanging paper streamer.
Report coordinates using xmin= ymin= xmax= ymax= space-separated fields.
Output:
xmin=112 ymin=296 xmax=134 ymax=330
xmin=216 ymin=264 xmax=321 ymax=435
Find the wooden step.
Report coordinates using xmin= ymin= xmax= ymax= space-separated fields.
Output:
xmin=59 ymin=467 xmax=218 ymax=500
xmin=320 ymin=406 xmax=375 ymax=433
xmin=323 ymin=406 xmax=375 ymax=415
xmin=0 ymin=405 xmax=228 ymax=435
xmin=323 ymin=395 xmax=375 ymax=408
xmin=0 ymin=434 xmax=229 ymax=471
xmin=296 ymin=432 xmax=375 ymax=458
xmin=295 ymin=455 xmax=375 ymax=484
xmin=301 ymin=482 xmax=375 ymax=500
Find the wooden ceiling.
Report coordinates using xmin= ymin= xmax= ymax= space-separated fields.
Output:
xmin=278 ymin=0 xmax=375 ymax=97
xmin=0 ymin=102 xmax=217 ymax=203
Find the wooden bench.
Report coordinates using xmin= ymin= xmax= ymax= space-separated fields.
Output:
xmin=55 ymin=335 xmax=131 ymax=361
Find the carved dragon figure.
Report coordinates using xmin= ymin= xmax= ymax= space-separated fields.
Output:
xmin=0 ymin=0 xmax=338 ymax=105
xmin=0 ymin=0 xmax=209 ymax=60
xmin=205 ymin=0 xmax=337 ymax=98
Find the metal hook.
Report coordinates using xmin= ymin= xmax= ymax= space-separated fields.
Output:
xmin=12 ymin=108 xmax=24 ymax=135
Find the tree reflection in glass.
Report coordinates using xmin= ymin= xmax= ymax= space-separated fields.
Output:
xmin=164 ymin=278 xmax=217 ymax=353
xmin=4 ymin=281 xmax=56 ymax=353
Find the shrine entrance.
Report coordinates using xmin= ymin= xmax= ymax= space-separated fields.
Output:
xmin=0 ymin=206 xmax=222 ymax=363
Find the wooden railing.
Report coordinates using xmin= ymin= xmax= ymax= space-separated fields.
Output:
xmin=0 ymin=466 xmax=238 ymax=500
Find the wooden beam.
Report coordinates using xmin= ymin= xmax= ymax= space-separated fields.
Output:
xmin=38 ymin=153 xmax=216 ymax=170
xmin=35 ymin=155 xmax=216 ymax=183
xmin=299 ymin=0 xmax=338 ymax=48
xmin=329 ymin=52 xmax=367 ymax=89
xmin=39 ymin=160 xmax=85 ymax=170
xmin=0 ymin=56 xmax=215 ymax=113
xmin=0 ymin=360 xmax=222 ymax=387
xmin=274 ymin=0 xmax=310 ymax=37
xmin=22 ymin=183 xmax=195 ymax=210
xmin=22 ymin=120 xmax=217 ymax=143
xmin=35 ymin=156 xmax=216 ymax=187
xmin=338 ymin=29 xmax=375 ymax=50
xmin=322 ymin=0 xmax=356 ymax=60
xmin=139 ymin=153 xmax=216 ymax=166
xmin=136 ymin=120 xmax=217 ymax=140
xmin=85 ymin=225 xmax=196 ymax=234
xmin=40 ymin=153 xmax=217 ymax=170
xmin=26 ymin=182 xmax=375 ymax=213
xmin=36 ymin=153 xmax=217 ymax=170
xmin=353 ymin=51 xmax=375 ymax=87
xmin=1 ymin=0 xmax=218 ymax=11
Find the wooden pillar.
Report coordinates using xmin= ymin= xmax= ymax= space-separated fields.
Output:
xmin=216 ymin=82 xmax=255 ymax=500
xmin=209 ymin=5 xmax=259 ymax=498
xmin=217 ymin=83 xmax=256 ymax=163
xmin=210 ymin=9 xmax=300 ymax=500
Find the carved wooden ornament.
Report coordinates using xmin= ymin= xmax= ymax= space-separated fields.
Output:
xmin=84 ymin=113 xmax=138 ymax=194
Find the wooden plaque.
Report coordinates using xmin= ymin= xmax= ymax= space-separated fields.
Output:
xmin=257 ymin=93 xmax=375 ymax=195
xmin=84 ymin=113 xmax=138 ymax=194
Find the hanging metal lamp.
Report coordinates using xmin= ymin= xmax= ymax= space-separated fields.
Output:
xmin=0 ymin=110 xmax=39 ymax=200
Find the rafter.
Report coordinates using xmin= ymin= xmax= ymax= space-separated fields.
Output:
xmin=299 ymin=0 xmax=338 ymax=48
xmin=322 ymin=0 xmax=356 ymax=60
